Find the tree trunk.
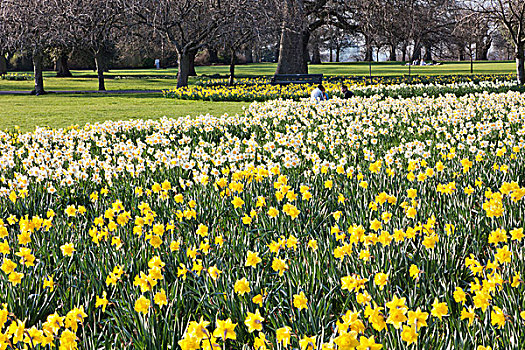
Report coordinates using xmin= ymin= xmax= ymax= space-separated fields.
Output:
xmin=229 ymin=50 xmax=236 ymax=86
xmin=411 ymin=42 xmax=422 ymax=61
xmin=207 ymin=48 xmax=219 ymax=64
xmin=336 ymin=46 xmax=341 ymax=62
xmin=389 ymin=44 xmax=397 ymax=61
xmin=55 ymin=52 xmax=72 ymax=77
xmin=244 ymin=49 xmax=253 ymax=64
xmin=401 ymin=43 xmax=407 ymax=62
xmin=177 ymin=50 xmax=191 ymax=88
xmin=476 ymin=39 xmax=491 ymax=61
xmin=276 ymin=0 xmax=307 ymax=74
xmin=329 ymin=47 xmax=333 ymax=62
xmin=189 ymin=50 xmax=197 ymax=76
xmin=423 ymin=44 xmax=432 ymax=61
xmin=302 ymin=30 xmax=310 ymax=66
xmin=311 ymin=42 xmax=321 ymax=64
xmin=32 ymin=51 xmax=45 ymax=95
xmin=0 ymin=53 xmax=6 ymax=75
xmin=364 ymin=37 xmax=373 ymax=61
xmin=479 ymin=47 xmax=489 ymax=61
xmin=458 ymin=47 xmax=465 ymax=61
xmin=517 ymin=44 xmax=524 ymax=86
xmin=276 ymin=28 xmax=308 ymax=74
xmin=94 ymin=53 xmax=106 ymax=91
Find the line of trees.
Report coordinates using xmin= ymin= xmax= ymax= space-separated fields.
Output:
xmin=0 ymin=0 xmax=523 ymax=93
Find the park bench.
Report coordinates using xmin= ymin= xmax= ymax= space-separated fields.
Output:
xmin=271 ymin=74 xmax=323 ymax=85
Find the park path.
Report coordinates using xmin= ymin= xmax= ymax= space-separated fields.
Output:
xmin=0 ymin=89 xmax=163 ymax=95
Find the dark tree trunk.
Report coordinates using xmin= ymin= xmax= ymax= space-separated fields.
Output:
xmin=401 ymin=43 xmax=407 ymax=62
xmin=329 ymin=47 xmax=333 ymax=62
xmin=189 ymin=50 xmax=197 ymax=76
xmin=207 ymin=48 xmax=219 ymax=64
xmin=423 ymin=44 xmax=432 ymax=61
xmin=470 ymin=48 xmax=474 ymax=73
xmin=276 ymin=27 xmax=308 ymax=74
xmin=476 ymin=39 xmax=491 ymax=61
xmin=94 ymin=53 xmax=106 ymax=91
xmin=478 ymin=47 xmax=489 ymax=61
xmin=244 ymin=49 xmax=253 ymax=64
xmin=458 ymin=47 xmax=465 ymax=61
xmin=276 ymin=0 xmax=308 ymax=74
xmin=336 ymin=46 xmax=341 ymax=62
xmin=0 ymin=53 xmax=6 ymax=75
xmin=229 ymin=50 xmax=236 ymax=86
xmin=302 ymin=30 xmax=310 ymax=66
xmin=389 ymin=44 xmax=397 ymax=61
xmin=55 ymin=52 xmax=72 ymax=77
xmin=32 ymin=51 xmax=45 ymax=95
xmin=364 ymin=40 xmax=373 ymax=61
xmin=517 ymin=44 xmax=524 ymax=86
xmin=311 ymin=42 xmax=321 ymax=64
xmin=177 ymin=50 xmax=191 ymax=88
xmin=411 ymin=42 xmax=422 ymax=61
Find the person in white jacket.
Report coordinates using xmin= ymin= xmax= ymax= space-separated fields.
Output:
xmin=311 ymin=84 xmax=327 ymax=102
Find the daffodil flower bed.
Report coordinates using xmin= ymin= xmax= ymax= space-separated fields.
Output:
xmin=0 ymin=73 xmax=33 ymax=81
xmin=0 ymin=89 xmax=525 ymax=349
xmin=164 ymin=79 xmax=523 ymax=102
xmin=195 ymin=73 xmax=516 ymax=87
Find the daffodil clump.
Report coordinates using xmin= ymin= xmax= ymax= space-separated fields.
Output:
xmin=0 ymin=73 xmax=33 ymax=81
xmin=1 ymin=89 xmax=525 ymax=349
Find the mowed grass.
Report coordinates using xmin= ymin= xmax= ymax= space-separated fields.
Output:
xmin=195 ymin=60 xmax=515 ymax=77
xmin=0 ymin=61 xmax=516 ymax=91
xmin=69 ymin=60 xmax=517 ymax=77
xmin=0 ymin=77 xmax=176 ymax=91
xmin=0 ymin=93 xmax=245 ymax=132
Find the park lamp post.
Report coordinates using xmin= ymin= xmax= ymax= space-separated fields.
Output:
xmin=470 ymin=42 xmax=474 ymax=74
xmin=369 ymin=58 xmax=372 ymax=84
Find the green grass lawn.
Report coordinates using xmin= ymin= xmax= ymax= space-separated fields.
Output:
xmin=0 ymin=77 xmax=176 ymax=91
xmin=0 ymin=61 xmax=516 ymax=91
xmin=196 ymin=61 xmax=515 ymax=77
xmin=0 ymin=93 xmax=245 ymax=132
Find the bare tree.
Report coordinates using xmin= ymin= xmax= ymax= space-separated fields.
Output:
xmin=315 ymin=25 xmax=353 ymax=62
xmin=452 ymin=9 xmax=494 ymax=72
xmin=50 ymin=47 xmax=73 ymax=78
xmin=128 ymin=0 xmax=226 ymax=87
xmin=1 ymin=0 xmax=60 ymax=94
xmin=218 ymin=0 xmax=273 ymax=85
xmin=373 ymin=0 xmax=414 ymax=61
xmin=352 ymin=0 xmax=381 ymax=61
xmin=64 ymin=0 xmax=125 ymax=91
xmin=468 ymin=0 xmax=524 ymax=84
